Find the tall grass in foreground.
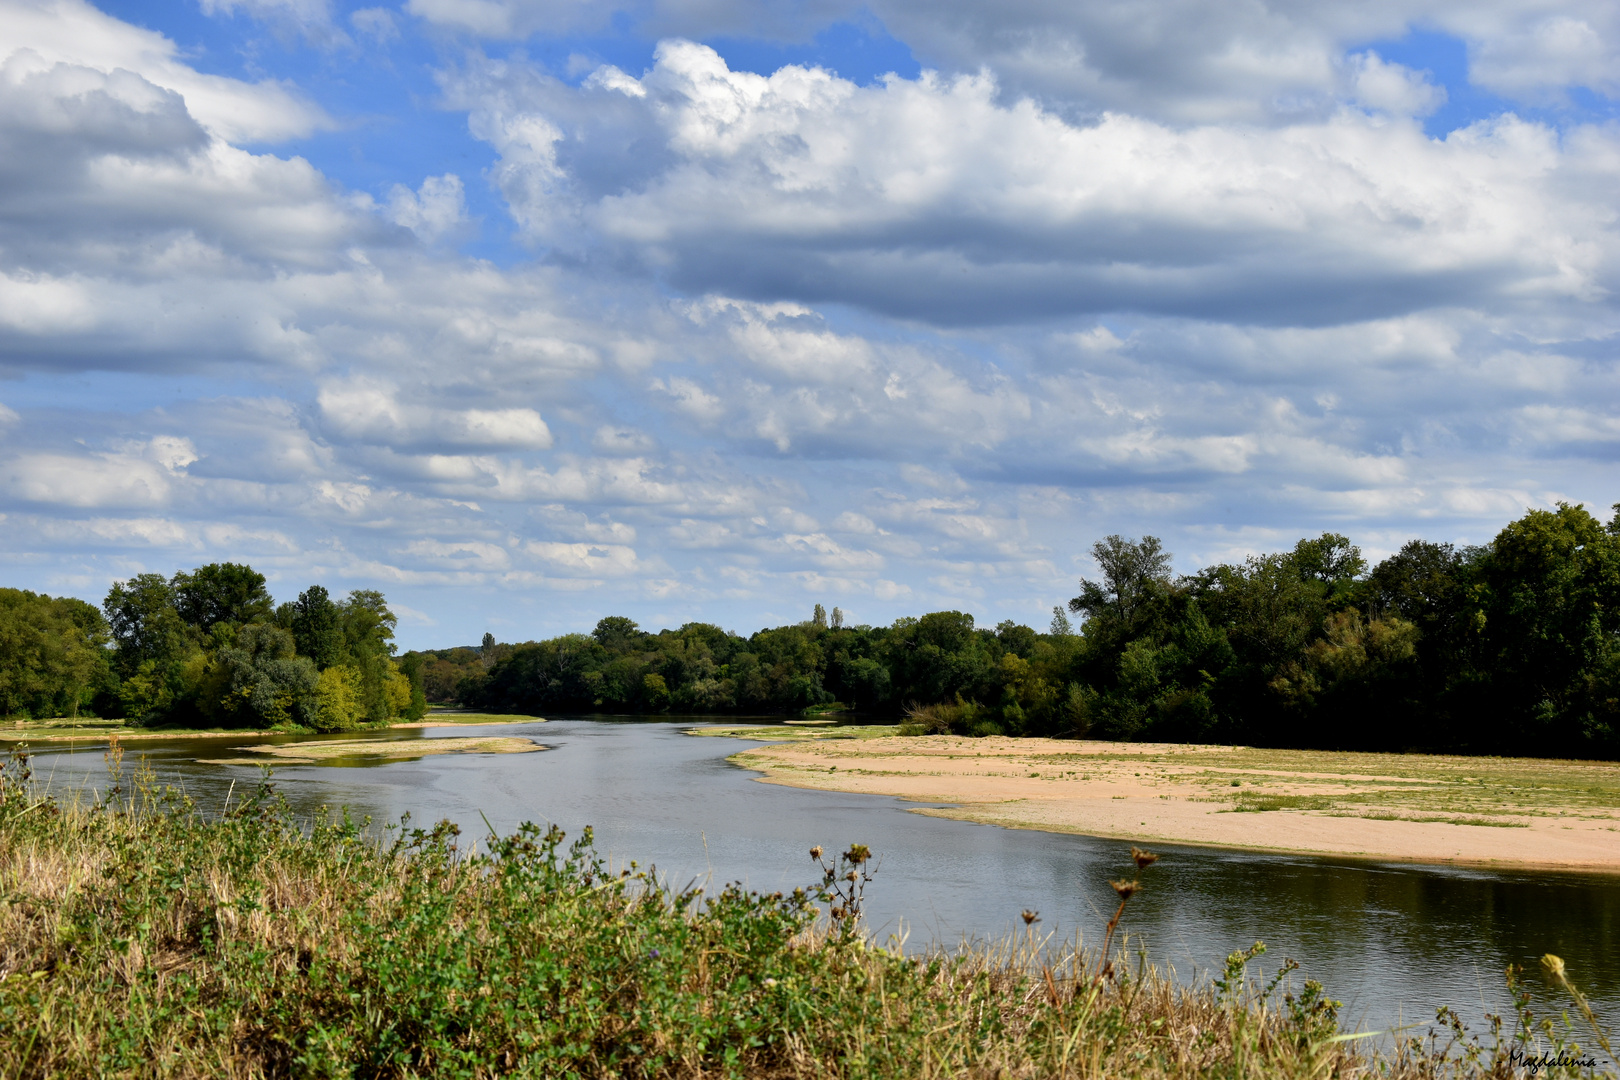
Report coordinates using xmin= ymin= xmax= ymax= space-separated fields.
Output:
xmin=0 ymin=748 xmax=1613 ymax=1078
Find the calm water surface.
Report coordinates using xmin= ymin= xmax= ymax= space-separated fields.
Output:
xmin=29 ymin=718 xmax=1620 ymax=1040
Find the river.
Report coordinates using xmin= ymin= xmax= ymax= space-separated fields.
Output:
xmin=22 ymin=717 xmax=1620 ymax=1043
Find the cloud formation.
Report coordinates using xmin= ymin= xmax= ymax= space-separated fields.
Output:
xmin=0 ymin=0 xmax=1617 ymax=646
xmin=457 ymin=42 xmax=1618 ymax=327
xmin=410 ymin=0 xmax=1620 ymax=118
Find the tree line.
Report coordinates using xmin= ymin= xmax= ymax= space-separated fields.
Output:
xmin=3 ymin=501 xmax=1616 ymax=755
xmin=0 ymin=564 xmax=425 ymax=730
xmin=424 ymin=501 xmax=1620 ymax=758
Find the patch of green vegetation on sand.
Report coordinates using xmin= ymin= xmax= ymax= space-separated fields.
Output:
xmin=1186 ymin=746 xmax=1620 ymax=822
xmin=394 ymin=710 xmax=548 ymax=728
xmin=687 ymin=724 xmax=900 ymax=742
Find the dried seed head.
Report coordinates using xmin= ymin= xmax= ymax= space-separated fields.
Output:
xmin=845 ymin=870 xmax=858 ymax=882
xmin=809 ymin=846 xmax=823 ymax=861
xmin=1541 ymin=954 xmax=1567 ymax=981
xmin=845 ymin=843 xmax=871 ymax=865
xmin=1131 ymin=846 xmax=1160 ymax=870
xmin=1021 ymin=909 xmax=1040 ymax=926
xmin=1110 ymin=879 xmax=1141 ymax=899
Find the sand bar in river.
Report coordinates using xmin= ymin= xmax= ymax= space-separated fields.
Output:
xmin=720 ymin=732 xmax=1620 ymax=874
xmin=202 ymin=735 xmax=543 ymax=766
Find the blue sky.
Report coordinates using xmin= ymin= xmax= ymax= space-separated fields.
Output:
xmin=1 ymin=0 xmax=1617 ymax=648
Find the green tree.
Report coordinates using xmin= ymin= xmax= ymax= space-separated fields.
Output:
xmin=397 ymin=652 xmax=429 ymax=720
xmin=1068 ymin=535 xmax=1175 ymax=633
xmin=198 ymin=624 xmax=318 ymax=729
xmin=172 ymin=563 xmax=273 ymax=632
xmin=313 ymin=665 xmax=366 ymax=732
xmin=0 ymin=590 xmax=111 ymax=719
xmin=339 ymin=590 xmax=409 ymax=724
xmin=1290 ymin=533 xmax=1366 ymax=605
xmin=592 ymin=616 xmax=640 ymax=651
xmin=642 ymin=672 xmax=671 ymax=711
xmin=883 ymin=612 xmax=998 ymax=706
xmin=1472 ymin=503 xmax=1620 ymax=754
xmin=291 ymin=586 xmax=342 ymax=669
xmin=995 ymin=620 xmax=1039 ymax=659
xmin=103 ymin=573 xmax=190 ymax=676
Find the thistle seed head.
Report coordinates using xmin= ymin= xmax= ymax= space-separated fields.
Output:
xmin=1131 ymin=846 xmax=1160 ymax=870
xmin=809 ymin=846 xmax=823 ymax=861
xmin=1111 ymin=879 xmax=1141 ymax=899
xmin=1021 ymin=909 xmax=1040 ymax=926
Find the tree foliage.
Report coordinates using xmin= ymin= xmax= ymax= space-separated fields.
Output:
xmin=0 ymin=563 xmax=421 ymax=731
xmin=9 ymin=502 xmax=1618 ymax=759
xmin=432 ymin=502 xmax=1620 ymax=759
xmin=0 ymin=589 xmax=112 ymax=719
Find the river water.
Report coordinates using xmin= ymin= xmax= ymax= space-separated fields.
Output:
xmin=23 ymin=717 xmax=1620 ymax=1042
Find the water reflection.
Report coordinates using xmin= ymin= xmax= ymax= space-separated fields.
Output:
xmin=23 ymin=718 xmax=1619 ymax=1040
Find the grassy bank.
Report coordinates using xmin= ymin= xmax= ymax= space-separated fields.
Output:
xmin=0 ymin=750 xmax=1612 ymax=1078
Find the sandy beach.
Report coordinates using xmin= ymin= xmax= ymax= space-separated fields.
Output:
xmin=721 ymin=732 xmax=1620 ymax=874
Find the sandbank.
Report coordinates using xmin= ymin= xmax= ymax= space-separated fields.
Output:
xmin=201 ymin=735 xmax=543 ymax=766
xmin=725 ymin=733 xmax=1620 ymax=874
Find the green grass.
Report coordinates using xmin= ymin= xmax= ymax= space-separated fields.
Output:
xmin=0 ymin=748 xmax=1612 ymax=1078
xmin=686 ymin=724 xmax=900 ymax=741
xmin=1345 ymin=812 xmax=1531 ymax=828
xmin=1224 ymin=794 xmax=1338 ymax=813
xmin=407 ymin=710 xmax=549 ymax=727
xmin=1184 ymin=747 xmax=1620 ymax=820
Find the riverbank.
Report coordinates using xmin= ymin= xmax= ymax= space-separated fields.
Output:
xmin=720 ymin=732 xmax=1620 ymax=874
xmin=2 ymin=758 xmax=1603 ymax=1078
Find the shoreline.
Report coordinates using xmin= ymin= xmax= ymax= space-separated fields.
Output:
xmin=903 ymin=803 xmax=1620 ymax=878
xmin=725 ymin=733 xmax=1620 ymax=876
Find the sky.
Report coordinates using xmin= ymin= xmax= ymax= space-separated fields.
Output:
xmin=1 ymin=0 xmax=1617 ymax=649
